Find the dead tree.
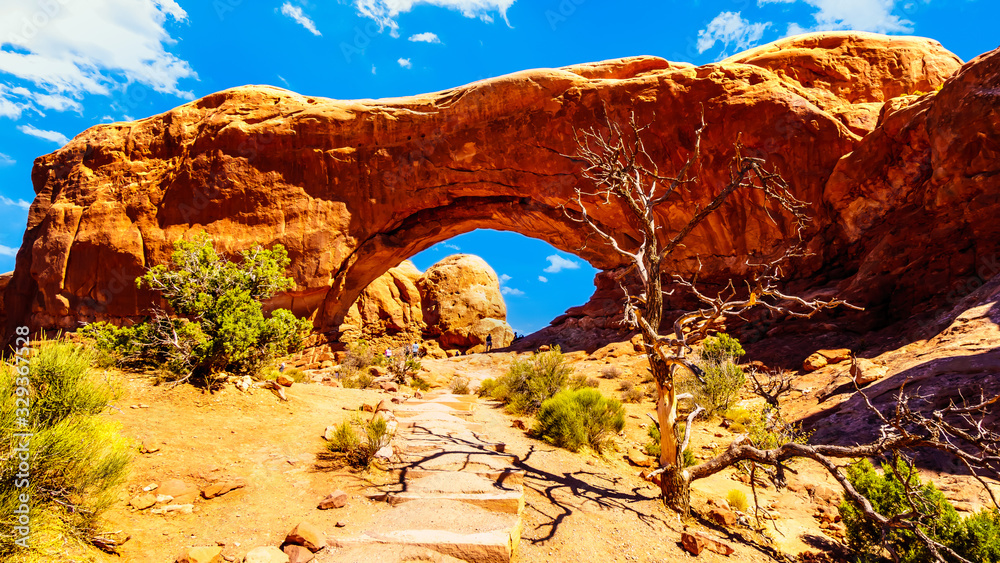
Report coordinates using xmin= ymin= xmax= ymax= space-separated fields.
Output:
xmin=563 ymin=111 xmax=856 ymax=514
xmin=564 ymin=113 xmax=1000 ymax=562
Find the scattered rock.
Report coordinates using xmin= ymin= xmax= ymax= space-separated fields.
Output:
xmin=538 ymin=345 xmax=551 ymax=352
xmin=627 ymin=450 xmax=653 ymax=468
xmin=235 ymin=375 xmax=252 ymax=393
xmin=511 ymin=419 xmax=528 ymax=431
xmin=282 ymin=545 xmax=314 ymax=563
xmin=284 ymin=522 xmax=324 ymax=552
xmin=158 ymin=479 xmax=199 ymax=503
xmin=202 ymin=479 xmax=247 ymax=499
xmin=817 ymin=349 xmax=852 ymax=363
xmin=803 ymin=353 xmax=829 ymax=371
xmin=680 ymin=531 xmax=735 ymax=556
xmin=317 ymin=490 xmax=348 ymax=510
xmin=142 ymin=483 xmax=158 ymax=492
xmin=243 ymin=546 xmax=289 ymax=563
xmin=130 ymin=493 xmax=157 ymax=510
xmin=379 ymin=381 xmax=399 ymax=393
xmin=141 ymin=442 xmax=160 ymax=454
xmin=156 ymin=494 xmax=174 ymax=504
xmin=335 ymin=521 xmax=346 ymax=528
xmin=361 ymin=404 xmax=375 ymax=413
xmin=276 ymin=374 xmax=294 ymax=387
xmin=176 ymin=546 xmax=223 ymax=563
xmin=708 ymin=507 xmax=738 ymax=527
xmin=851 ymin=358 xmax=888 ymax=386
xmin=323 ymin=426 xmax=337 ymax=441
xmin=414 ymin=391 xmax=423 ymax=399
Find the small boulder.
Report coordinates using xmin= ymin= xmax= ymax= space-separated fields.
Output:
xmin=130 ymin=493 xmax=157 ymax=510
xmin=276 ymin=374 xmax=294 ymax=387
xmin=284 ymin=522 xmax=324 ymax=552
xmin=802 ymin=353 xmax=828 ymax=371
xmin=708 ymin=507 xmax=738 ymax=527
xmin=627 ymin=450 xmax=653 ymax=468
xmin=141 ymin=441 xmax=161 ymax=454
xmin=538 ymin=345 xmax=551 ymax=352
xmin=202 ymin=479 xmax=247 ymax=499
xmin=282 ymin=545 xmax=314 ymax=563
xmin=681 ymin=531 xmax=735 ymax=556
xmin=243 ymin=546 xmax=289 ymax=563
xmin=323 ymin=426 xmax=336 ymax=441
xmin=235 ymin=375 xmax=252 ymax=393
xmin=176 ymin=546 xmax=223 ymax=563
xmin=318 ymin=490 xmax=348 ymax=510
xmin=851 ymin=358 xmax=888 ymax=386
xmin=817 ymin=349 xmax=852 ymax=363
xmin=379 ymin=381 xmax=399 ymax=393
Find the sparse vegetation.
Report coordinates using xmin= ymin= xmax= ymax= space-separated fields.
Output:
xmin=644 ymin=423 xmax=694 ymax=467
xmin=480 ymin=346 xmax=573 ymax=415
xmin=387 ymin=354 xmax=421 ymax=384
xmin=696 ymin=334 xmax=748 ymax=413
xmin=450 ymin=376 xmax=470 ymax=395
xmin=1 ymin=341 xmax=132 ymax=559
xmin=600 ymin=366 xmax=622 ymax=379
xmin=408 ymin=375 xmax=431 ymax=392
xmin=569 ymin=374 xmax=599 ymax=390
xmin=323 ymin=415 xmax=393 ymax=470
xmin=618 ymin=380 xmax=644 ymax=403
xmin=533 ymin=388 xmax=624 ymax=453
xmin=726 ymin=489 xmax=749 ymax=512
xmin=80 ymin=235 xmax=310 ymax=388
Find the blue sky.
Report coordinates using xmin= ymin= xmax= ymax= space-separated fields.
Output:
xmin=1 ymin=0 xmax=997 ymax=333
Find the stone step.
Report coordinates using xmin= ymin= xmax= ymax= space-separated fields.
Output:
xmin=394 ymin=468 xmax=525 ymax=487
xmin=396 ymin=450 xmax=518 ymax=468
xmin=330 ymin=499 xmax=521 ymax=563
xmin=384 ymin=491 xmax=524 ymax=514
xmin=371 ymin=471 xmax=524 ymax=514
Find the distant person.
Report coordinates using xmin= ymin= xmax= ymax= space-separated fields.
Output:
xmin=385 ymin=348 xmax=392 ymax=360
xmin=412 ymin=342 xmax=420 ymax=357
xmin=278 ymin=362 xmax=286 ymax=373
xmin=485 ymin=334 xmax=493 ymax=352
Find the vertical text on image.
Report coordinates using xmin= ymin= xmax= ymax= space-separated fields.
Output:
xmin=11 ymin=326 xmax=33 ymax=549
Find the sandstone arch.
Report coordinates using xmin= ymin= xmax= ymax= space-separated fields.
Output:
xmin=4 ymin=32 xmax=982 ymax=343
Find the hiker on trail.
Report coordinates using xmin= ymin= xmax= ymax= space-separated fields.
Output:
xmin=278 ymin=362 xmax=286 ymax=373
xmin=412 ymin=342 xmax=420 ymax=357
xmin=485 ymin=334 xmax=493 ymax=352
xmin=385 ymin=348 xmax=392 ymax=359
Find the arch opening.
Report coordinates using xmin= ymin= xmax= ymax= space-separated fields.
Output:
xmin=338 ymin=228 xmax=600 ymax=354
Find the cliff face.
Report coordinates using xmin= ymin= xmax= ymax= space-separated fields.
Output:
xmin=5 ymin=31 xmax=989 ymax=343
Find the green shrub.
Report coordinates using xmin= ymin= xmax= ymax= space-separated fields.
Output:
xmin=478 ymin=378 xmax=498 ymax=398
xmin=408 ymin=375 xmax=431 ymax=392
xmin=840 ymin=458 xmax=962 ymax=563
xmin=953 ymin=508 xmax=1000 ymax=562
xmin=483 ymin=347 xmax=573 ymax=414
xmin=324 ymin=415 xmax=393 ymax=470
xmin=450 ymin=376 xmax=470 ymax=395
xmin=700 ymin=333 xmax=745 ymax=364
xmin=727 ymin=489 xmax=748 ymax=512
xmin=80 ymin=235 xmax=311 ymax=387
xmin=387 ymin=355 xmax=421 ymax=384
xmin=696 ymin=334 xmax=747 ymax=413
xmin=1 ymin=341 xmax=132 ymax=559
xmin=342 ymin=370 xmax=374 ymax=389
xmin=533 ymin=388 xmax=624 ymax=453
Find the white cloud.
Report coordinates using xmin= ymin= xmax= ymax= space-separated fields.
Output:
xmin=0 ymin=153 xmax=14 ymax=167
xmin=501 ymin=286 xmax=524 ymax=296
xmin=0 ymin=244 xmax=18 ymax=257
xmin=408 ymin=32 xmax=441 ymax=43
xmin=544 ymin=254 xmax=580 ymax=274
xmin=280 ymin=3 xmax=322 ymax=36
xmin=538 ymin=275 xmax=548 ymax=283
xmin=372 ymin=65 xmax=377 ymax=75
xmin=765 ymin=0 xmax=914 ymax=35
xmin=696 ymin=11 xmax=771 ymax=55
xmin=0 ymin=195 xmax=30 ymax=209
xmin=499 ymin=273 xmax=512 ymax=283
xmin=353 ymin=0 xmax=515 ymax=36
xmin=0 ymin=0 xmax=196 ymax=119
xmin=397 ymin=58 xmax=412 ymax=69
xmin=19 ymin=124 xmax=69 ymax=145
xmin=435 ymin=242 xmax=460 ymax=251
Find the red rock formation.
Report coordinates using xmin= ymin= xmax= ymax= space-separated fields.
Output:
xmin=0 ymin=32 xmax=976 ymax=344
xmin=340 ymin=255 xmax=514 ymax=352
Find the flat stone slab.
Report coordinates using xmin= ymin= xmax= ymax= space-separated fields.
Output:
xmin=387 ymin=491 xmax=524 ymax=515
xmin=396 ymin=468 xmax=525 ymax=487
xmin=318 ymin=543 xmax=467 ymax=563
xmin=397 ymin=450 xmax=518 ymax=470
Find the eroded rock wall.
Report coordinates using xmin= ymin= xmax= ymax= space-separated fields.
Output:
xmin=1 ymin=31 xmax=980 ymax=344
